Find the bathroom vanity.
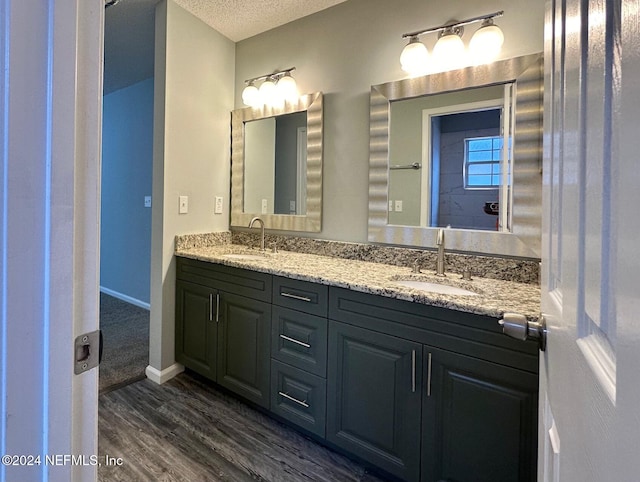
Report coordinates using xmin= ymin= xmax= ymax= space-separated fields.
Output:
xmin=174 ymin=245 xmax=539 ymax=482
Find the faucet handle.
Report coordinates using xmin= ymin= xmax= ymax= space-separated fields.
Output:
xmin=270 ymin=242 xmax=278 ymax=254
xmin=412 ymin=259 xmax=421 ymax=274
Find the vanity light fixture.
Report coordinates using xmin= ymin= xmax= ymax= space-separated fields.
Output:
xmin=241 ymin=67 xmax=298 ymax=107
xmin=400 ymin=11 xmax=504 ymax=75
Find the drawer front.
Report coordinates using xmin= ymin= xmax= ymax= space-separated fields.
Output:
xmin=177 ymin=257 xmax=272 ymax=302
xmin=271 ymin=360 xmax=326 ymax=438
xmin=272 ymin=306 xmax=328 ymax=377
xmin=273 ymin=276 xmax=328 ymax=317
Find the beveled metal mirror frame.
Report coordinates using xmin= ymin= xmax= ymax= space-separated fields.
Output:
xmin=231 ymin=92 xmax=323 ymax=232
xmin=368 ymin=53 xmax=543 ymax=258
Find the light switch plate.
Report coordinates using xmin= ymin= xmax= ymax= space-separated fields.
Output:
xmin=214 ymin=196 xmax=223 ymax=214
xmin=261 ymin=199 xmax=268 ymax=214
xmin=179 ymin=195 xmax=188 ymax=214
xmin=388 ymin=200 xmax=393 ymax=212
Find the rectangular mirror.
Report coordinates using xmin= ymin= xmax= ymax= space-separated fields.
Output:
xmin=369 ymin=53 xmax=543 ymax=258
xmin=231 ymin=92 xmax=323 ymax=231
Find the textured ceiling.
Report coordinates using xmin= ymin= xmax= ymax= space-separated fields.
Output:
xmin=172 ymin=0 xmax=348 ymax=42
xmin=103 ymin=0 xmax=348 ymax=95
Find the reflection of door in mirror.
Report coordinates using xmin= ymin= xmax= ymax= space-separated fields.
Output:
xmin=388 ymin=84 xmax=513 ymax=232
xmin=243 ymin=111 xmax=307 ymax=215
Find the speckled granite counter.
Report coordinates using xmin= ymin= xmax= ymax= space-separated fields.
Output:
xmin=175 ymin=244 xmax=540 ymax=322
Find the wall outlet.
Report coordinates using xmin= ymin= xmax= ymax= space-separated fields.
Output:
xmin=388 ymin=200 xmax=394 ymax=212
xmin=395 ymin=200 xmax=403 ymax=212
xmin=214 ymin=196 xmax=223 ymax=214
xmin=179 ymin=195 xmax=188 ymax=214
xmin=289 ymin=200 xmax=296 ymax=212
xmin=144 ymin=196 xmax=152 ymax=208
xmin=261 ymin=199 xmax=268 ymax=214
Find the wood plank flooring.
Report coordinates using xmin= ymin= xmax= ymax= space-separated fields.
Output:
xmin=98 ymin=372 xmax=390 ymax=482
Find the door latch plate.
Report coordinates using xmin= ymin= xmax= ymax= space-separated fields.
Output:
xmin=74 ymin=330 xmax=102 ymax=375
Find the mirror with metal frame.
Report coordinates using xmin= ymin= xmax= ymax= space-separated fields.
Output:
xmin=231 ymin=92 xmax=323 ymax=232
xmin=369 ymin=53 xmax=543 ymax=258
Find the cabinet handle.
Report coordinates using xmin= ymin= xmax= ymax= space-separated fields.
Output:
xmin=279 ymin=334 xmax=311 ymax=348
xmin=209 ymin=293 xmax=213 ymax=322
xmin=278 ymin=391 xmax=310 ymax=408
xmin=411 ymin=349 xmax=416 ymax=392
xmin=215 ymin=293 xmax=220 ymax=323
xmin=280 ymin=292 xmax=312 ymax=302
xmin=426 ymin=352 xmax=432 ymax=397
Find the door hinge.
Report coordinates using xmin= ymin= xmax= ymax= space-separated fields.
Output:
xmin=74 ymin=330 xmax=103 ymax=375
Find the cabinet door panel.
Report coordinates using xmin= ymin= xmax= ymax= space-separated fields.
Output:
xmin=175 ymin=280 xmax=217 ymax=380
xmin=422 ymin=347 xmax=538 ymax=482
xmin=327 ymin=321 xmax=422 ymax=482
xmin=217 ymin=292 xmax=271 ymax=408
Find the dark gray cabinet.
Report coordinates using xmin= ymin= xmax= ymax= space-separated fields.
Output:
xmin=175 ymin=280 xmax=218 ymax=380
xmin=270 ymin=276 xmax=329 ymax=436
xmin=175 ymin=258 xmax=272 ymax=408
xmin=328 ymin=287 xmax=539 ymax=482
xmin=421 ymin=347 xmax=538 ymax=482
xmin=327 ymin=320 xmax=422 ymax=482
xmin=176 ymin=259 xmax=539 ymax=482
xmin=217 ymin=291 xmax=271 ymax=408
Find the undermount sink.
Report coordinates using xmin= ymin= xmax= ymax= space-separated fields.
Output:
xmin=222 ymin=253 xmax=268 ymax=261
xmin=393 ymin=279 xmax=480 ymax=296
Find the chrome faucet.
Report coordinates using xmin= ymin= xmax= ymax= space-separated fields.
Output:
xmin=435 ymin=228 xmax=446 ymax=277
xmin=248 ymin=216 xmax=265 ymax=252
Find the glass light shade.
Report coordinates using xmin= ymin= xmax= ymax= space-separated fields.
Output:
xmin=242 ymin=83 xmax=260 ymax=107
xmin=276 ymin=74 xmax=298 ymax=103
xmin=433 ymin=31 xmax=465 ymax=59
xmin=400 ymin=37 xmax=429 ymax=75
xmin=469 ymin=22 xmax=504 ymax=64
xmin=258 ymin=78 xmax=277 ymax=106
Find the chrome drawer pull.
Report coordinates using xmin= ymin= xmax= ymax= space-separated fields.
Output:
xmin=279 ymin=334 xmax=311 ymax=348
xmin=278 ymin=391 xmax=310 ymax=408
xmin=280 ymin=292 xmax=312 ymax=302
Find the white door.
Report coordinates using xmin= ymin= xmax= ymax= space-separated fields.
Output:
xmin=540 ymin=0 xmax=640 ymax=480
xmin=0 ymin=1 xmax=103 ymax=481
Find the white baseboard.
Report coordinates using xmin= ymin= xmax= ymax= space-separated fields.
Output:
xmin=100 ymin=286 xmax=150 ymax=310
xmin=145 ymin=363 xmax=184 ymax=385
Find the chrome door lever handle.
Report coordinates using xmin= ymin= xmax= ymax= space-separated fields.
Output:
xmin=499 ymin=313 xmax=547 ymax=351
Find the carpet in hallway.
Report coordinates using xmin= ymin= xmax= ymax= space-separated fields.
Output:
xmin=99 ymin=293 xmax=149 ymax=394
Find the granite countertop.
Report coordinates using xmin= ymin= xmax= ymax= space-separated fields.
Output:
xmin=175 ymin=244 xmax=541 ymax=322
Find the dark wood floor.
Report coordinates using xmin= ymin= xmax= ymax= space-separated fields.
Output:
xmin=98 ymin=372 xmax=390 ymax=481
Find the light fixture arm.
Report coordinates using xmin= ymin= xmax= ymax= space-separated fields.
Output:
xmin=401 ymin=11 xmax=503 ymax=39
xmin=244 ymin=67 xmax=296 ymax=86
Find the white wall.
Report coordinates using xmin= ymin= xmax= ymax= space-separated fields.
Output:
xmin=235 ymin=0 xmax=545 ymax=242
xmin=150 ymin=0 xmax=235 ymax=374
xmin=101 ymin=77 xmax=154 ymax=306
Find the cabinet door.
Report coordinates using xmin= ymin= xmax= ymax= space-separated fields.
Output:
xmin=422 ymin=347 xmax=538 ymax=482
xmin=217 ymin=291 xmax=272 ymax=408
xmin=327 ymin=321 xmax=422 ymax=482
xmin=175 ymin=280 xmax=217 ymax=380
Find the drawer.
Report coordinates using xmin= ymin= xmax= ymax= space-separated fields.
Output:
xmin=271 ymin=359 xmax=326 ymax=438
xmin=272 ymin=305 xmax=327 ymax=377
xmin=176 ymin=257 xmax=272 ymax=302
xmin=273 ymin=276 xmax=328 ymax=317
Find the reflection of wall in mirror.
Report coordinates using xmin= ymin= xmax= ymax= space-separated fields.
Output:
xmin=274 ymin=111 xmax=306 ymax=215
xmin=244 ymin=118 xmax=275 ymax=213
